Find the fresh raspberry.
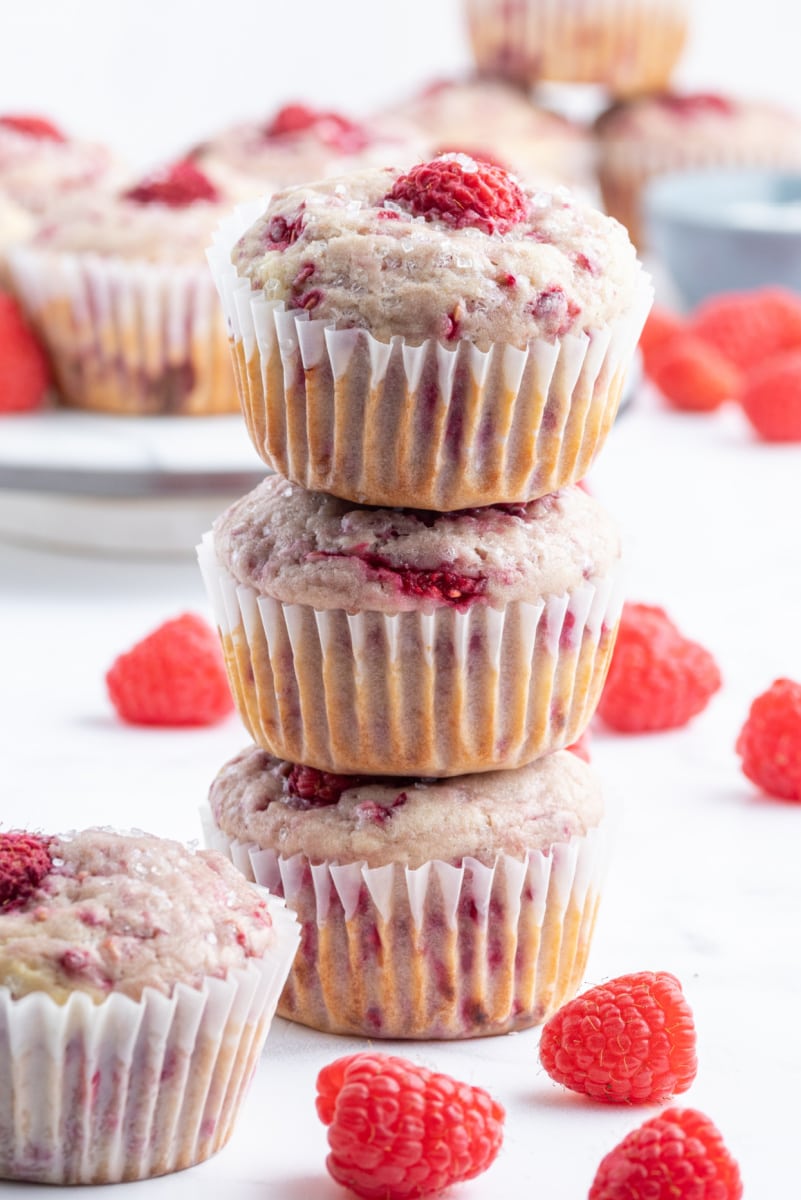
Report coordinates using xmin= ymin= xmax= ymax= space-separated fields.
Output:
xmin=123 ymin=159 xmax=220 ymax=207
xmin=0 ymin=114 xmax=66 ymax=141
xmin=689 ymin=287 xmax=801 ymax=372
xmin=638 ymin=305 xmax=687 ymax=376
xmin=736 ymin=678 xmax=801 ymax=801
xmin=589 ymin=1108 xmax=743 ymax=1200
xmin=0 ymin=293 xmax=51 ymax=413
xmin=598 ymin=603 xmax=721 ymax=733
xmin=316 ymin=1053 xmax=504 ymax=1200
xmin=739 ymin=348 xmax=801 ymax=441
xmin=648 ymin=334 xmax=742 ymax=412
xmin=264 ymin=104 xmax=369 ymax=153
xmin=385 ymin=155 xmax=527 ymax=235
xmin=105 ymin=613 xmax=234 ymax=726
xmin=566 ymin=730 xmax=591 ymax=762
xmin=0 ymin=831 xmax=53 ymax=911
xmin=539 ymin=970 xmax=697 ymax=1103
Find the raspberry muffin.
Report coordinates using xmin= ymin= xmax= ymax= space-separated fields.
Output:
xmin=209 ymin=156 xmax=651 ymax=509
xmin=197 ymin=476 xmax=623 ymax=777
xmin=193 ymin=101 xmax=423 ymax=195
xmin=9 ymin=159 xmax=245 ymax=414
xmin=0 ymin=114 xmax=121 ymax=214
xmin=205 ymin=746 xmax=610 ymax=1039
xmin=0 ymin=192 xmax=33 ymax=289
xmin=377 ymin=77 xmax=594 ymax=190
xmin=463 ymin=0 xmax=689 ymax=97
xmin=0 ymin=827 xmax=299 ymax=1185
xmin=596 ymin=92 xmax=801 ymax=246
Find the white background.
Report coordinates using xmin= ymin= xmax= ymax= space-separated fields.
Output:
xmin=0 ymin=0 xmax=797 ymax=166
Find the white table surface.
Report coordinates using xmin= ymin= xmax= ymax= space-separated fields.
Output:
xmin=1 ymin=386 xmax=800 ymax=1197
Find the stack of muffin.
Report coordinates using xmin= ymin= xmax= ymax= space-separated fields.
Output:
xmin=200 ymin=154 xmax=651 ymax=1039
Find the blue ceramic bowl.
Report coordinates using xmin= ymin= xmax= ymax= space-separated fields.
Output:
xmin=644 ymin=168 xmax=801 ymax=309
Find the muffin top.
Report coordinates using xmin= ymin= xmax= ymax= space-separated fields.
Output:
xmin=209 ymin=745 xmax=603 ymax=869
xmin=0 ymin=828 xmax=278 ymax=1003
xmin=29 ymin=159 xmax=245 ymax=264
xmin=212 ymin=475 xmax=620 ymax=613
xmin=230 ymin=156 xmax=644 ymax=348
xmin=378 ymin=78 xmax=592 ymax=187
xmin=195 ymin=101 xmax=424 ymax=195
xmin=596 ymin=93 xmax=801 ymax=160
xmin=0 ymin=114 xmax=120 ymax=215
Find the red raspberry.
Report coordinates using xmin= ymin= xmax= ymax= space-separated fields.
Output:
xmin=739 ymin=348 xmax=801 ymax=441
xmin=0 ymin=293 xmax=51 ymax=413
xmin=539 ymin=971 xmax=697 ymax=1104
xmin=0 ymin=114 xmax=65 ymax=141
xmin=638 ymin=304 xmax=687 ymax=376
xmin=316 ymin=1053 xmax=504 ymax=1200
xmin=123 ymin=159 xmax=220 ymax=208
xmin=105 ymin=613 xmax=234 ymax=727
xmin=598 ymin=603 xmax=721 ymax=733
xmin=589 ymin=1108 xmax=743 ymax=1200
xmin=0 ymin=831 xmax=53 ymax=911
xmin=690 ymin=286 xmax=801 ymax=372
xmin=648 ymin=334 xmax=741 ymax=412
xmin=285 ymin=765 xmax=368 ymax=806
xmin=386 ymin=156 xmax=527 ymax=235
xmin=736 ymin=678 xmax=801 ymax=801
xmin=264 ymin=104 xmax=369 ymax=153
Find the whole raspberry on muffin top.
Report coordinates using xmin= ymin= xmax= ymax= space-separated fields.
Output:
xmin=0 ymin=828 xmax=277 ymax=1002
xmin=230 ymin=155 xmax=644 ymax=348
xmin=212 ymin=476 xmax=620 ymax=615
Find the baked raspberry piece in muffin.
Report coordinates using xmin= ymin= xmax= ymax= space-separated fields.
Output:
xmin=209 ymin=155 xmax=651 ymax=508
xmin=9 ymin=159 xmax=247 ymax=413
xmin=198 ymin=475 xmax=623 ymax=776
xmin=206 ymin=745 xmax=610 ymax=1039
xmin=0 ymin=827 xmax=299 ymax=1184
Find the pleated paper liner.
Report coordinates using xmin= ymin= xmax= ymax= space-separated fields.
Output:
xmin=9 ymin=245 xmax=239 ymax=415
xmin=198 ymin=531 xmax=624 ymax=776
xmin=0 ymin=893 xmax=299 ymax=1185
xmin=204 ymin=808 xmax=612 ymax=1040
xmin=463 ymin=0 xmax=689 ymax=96
xmin=207 ymin=202 xmax=652 ymax=510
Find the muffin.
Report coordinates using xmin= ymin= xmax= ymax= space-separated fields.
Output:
xmin=208 ymin=156 xmax=651 ymax=509
xmin=0 ymin=192 xmax=33 ymax=290
xmin=205 ymin=746 xmax=610 ymax=1039
xmin=376 ymin=77 xmax=595 ymax=190
xmin=596 ymin=92 xmax=801 ymax=247
xmin=462 ymin=0 xmax=689 ymax=96
xmin=0 ymin=827 xmax=299 ymax=1184
xmin=8 ymin=159 xmax=247 ymax=414
xmin=0 ymin=113 xmax=121 ymax=214
xmin=193 ymin=101 xmax=424 ymax=195
xmin=197 ymin=476 xmax=623 ymax=777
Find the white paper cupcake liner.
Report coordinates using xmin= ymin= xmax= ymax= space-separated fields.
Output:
xmin=0 ymin=892 xmax=299 ymax=1185
xmin=198 ymin=531 xmax=624 ymax=776
xmin=8 ymin=245 xmax=240 ymax=415
xmin=203 ymin=807 xmax=612 ymax=1039
xmin=207 ymin=204 xmax=652 ymax=510
xmin=464 ymin=0 xmax=689 ymax=96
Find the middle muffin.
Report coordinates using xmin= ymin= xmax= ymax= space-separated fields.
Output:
xmin=198 ymin=475 xmax=622 ymax=776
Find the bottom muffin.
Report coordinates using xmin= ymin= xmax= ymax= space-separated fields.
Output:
xmin=0 ymin=828 xmax=299 ymax=1184
xmin=204 ymin=746 xmax=611 ymax=1040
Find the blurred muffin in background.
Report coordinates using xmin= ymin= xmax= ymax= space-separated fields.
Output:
xmin=595 ymin=92 xmax=801 ymax=246
xmin=376 ymin=77 xmax=595 ymax=192
xmin=462 ymin=0 xmax=689 ymax=97
xmin=0 ymin=113 xmax=123 ymax=214
xmin=191 ymin=101 xmax=425 ymax=196
xmin=8 ymin=159 xmax=245 ymax=415
xmin=0 ymin=192 xmax=34 ymax=289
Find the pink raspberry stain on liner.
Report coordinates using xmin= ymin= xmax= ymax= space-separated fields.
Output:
xmin=0 ymin=831 xmax=53 ymax=911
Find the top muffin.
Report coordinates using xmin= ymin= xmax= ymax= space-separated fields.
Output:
xmin=231 ymin=155 xmax=643 ymax=349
